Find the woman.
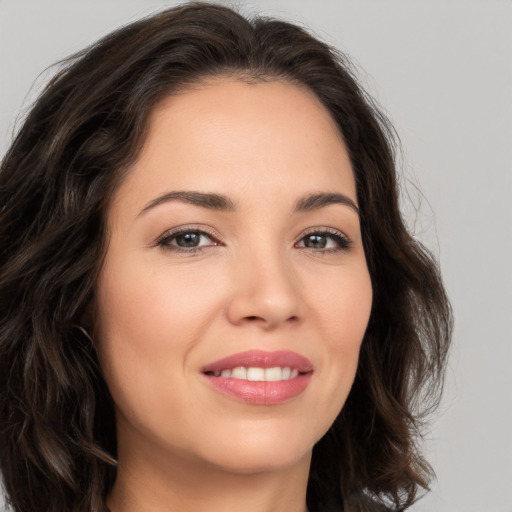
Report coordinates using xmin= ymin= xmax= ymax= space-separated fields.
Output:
xmin=0 ymin=3 xmax=452 ymax=512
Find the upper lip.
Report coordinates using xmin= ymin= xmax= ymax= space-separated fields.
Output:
xmin=201 ymin=350 xmax=314 ymax=374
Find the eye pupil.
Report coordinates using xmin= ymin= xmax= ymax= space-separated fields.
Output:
xmin=305 ymin=234 xmax=327 ymax=249
xmin=176 ymin=232 xmax=201 ymax=247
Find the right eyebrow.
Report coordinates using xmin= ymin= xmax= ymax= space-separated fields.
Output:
xmin=138 ymin=190 xmax=236 ymax=217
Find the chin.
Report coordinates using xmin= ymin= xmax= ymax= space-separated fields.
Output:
xmin=207 ymin=445 xmax=312 ymax=475
xmin=192 ymin=422 xmax=318 ymax=475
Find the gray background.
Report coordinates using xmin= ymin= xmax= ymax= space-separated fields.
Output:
xmin=1 ymin=1 xmax=511 ymax=511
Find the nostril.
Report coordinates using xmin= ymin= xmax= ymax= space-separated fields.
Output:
xmin=244 ymin=315 xmax=298 ymax=322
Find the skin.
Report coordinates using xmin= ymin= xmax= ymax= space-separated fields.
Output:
xmin=96 ymin=78 xmax=373 ymax=512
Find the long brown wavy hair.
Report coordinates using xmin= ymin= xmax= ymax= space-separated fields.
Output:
xmin=0 ymin=3 xmax=452 ymax=512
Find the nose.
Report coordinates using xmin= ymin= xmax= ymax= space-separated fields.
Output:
xmin=225 ymin=247 xmax=303 ymax=330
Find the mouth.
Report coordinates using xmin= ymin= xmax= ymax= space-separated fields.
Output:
xmin=204 ymin=366 xmax=302 ymax=381
xmin=201 ymin=350 xmax=313 ymax=405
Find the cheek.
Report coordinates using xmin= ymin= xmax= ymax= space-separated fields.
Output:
xmin=308 ymin=264 xmax=372 ymax=414
xmin=313 ymin=261 xmax=372 ymax=346
xmin=93 ymin=255 xmax=224 ymax=423
xmin=96 ymin=254 xmax=221 ymax=352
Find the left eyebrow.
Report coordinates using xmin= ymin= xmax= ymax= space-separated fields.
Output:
xmin=294 ymin=192 xmax=359 ymax=215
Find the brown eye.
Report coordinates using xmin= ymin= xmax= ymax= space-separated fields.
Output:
xmin=157 ymin=229 xmax=219 ymax=252
xmin=296 ymin=231 xmax=351 ymax=251
xmin=302 ymin=234 xmax=328 ymax=249
xmin=173 ymin=232 xmax=204 ymax=247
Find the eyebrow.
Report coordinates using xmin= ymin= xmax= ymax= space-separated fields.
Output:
xmin=294 ymin=192 xmax=359 ymax=215
xmin=138 ymin=190 xmax=358 ymax=217
xmin=139 ymin=191 xmax=236 ymax=216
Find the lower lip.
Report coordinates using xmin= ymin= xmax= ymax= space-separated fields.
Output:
xmin=202 ymin=373 xmax=313 ymax=405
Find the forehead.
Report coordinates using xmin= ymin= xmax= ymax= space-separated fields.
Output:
xmin=110 ymin=78 xmax=356 ymax=216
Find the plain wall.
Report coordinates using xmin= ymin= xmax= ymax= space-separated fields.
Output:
xmin=1 ymin=1 xmax=511 ymax=511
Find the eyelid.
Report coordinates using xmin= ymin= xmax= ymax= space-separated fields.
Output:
xmin=295 ymin=226 xmax=352 ymax=250
xmin=299 ymin=226 xmax=347 ymax=237
xmin=154 ymin=224 xmax=224 ymax=248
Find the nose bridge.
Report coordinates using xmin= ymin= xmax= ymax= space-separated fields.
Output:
xmin=226 ymin=238 xmax=302 ymax=328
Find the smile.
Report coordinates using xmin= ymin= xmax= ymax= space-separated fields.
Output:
xmin=201 ymin=350 xmax=313 ymax=405
xmin=206 ymin=366 xmax=300 ymax=381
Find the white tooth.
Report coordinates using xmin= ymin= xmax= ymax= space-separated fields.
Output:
xmin=214 ymin=370 xmax=221 ymax=377
xmin=231 ymin=367 xmax=247 ymax=379
xmin=223 ymin=366 xmax=298 ymax=381
xmin=247 ymin=367 xmax=265 ymax=381
xmin=265 ymin=367 xmax=283 ymax=381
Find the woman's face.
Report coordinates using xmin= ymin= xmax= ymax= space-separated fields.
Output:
xmin=96 ymin=79 xmax=372 ymax=475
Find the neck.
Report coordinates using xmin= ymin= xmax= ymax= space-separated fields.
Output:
xmin=107 ymin=432 xmax=311 ymax=512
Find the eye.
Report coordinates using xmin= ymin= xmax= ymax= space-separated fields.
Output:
xmin=296 ymin=229 xmax=351 ymax=251
xmin=156 ymin=228 xmax=220 ymax=252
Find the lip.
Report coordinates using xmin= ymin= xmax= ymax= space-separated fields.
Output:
xmin=201 ymin=350 xmax=313 ymax=373
xmin=201 ymin=350 xmax=313 ymax=405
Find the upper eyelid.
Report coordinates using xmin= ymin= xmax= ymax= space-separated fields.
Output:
xmin=297 ymin=226 xmax=350 ymax=240
xmin=300 ymin=226 xmax=344 ymax=235
xmin=156 ymin=225 xmax=223 ymax=243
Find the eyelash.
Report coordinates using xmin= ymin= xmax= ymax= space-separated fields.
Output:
xmin=155 ymin=226 xmax=352 ymax=254
xmin=297 ymin=227 xmax=352 ymax=253
xmin=155 ymin=226 xmax=221 ymax=254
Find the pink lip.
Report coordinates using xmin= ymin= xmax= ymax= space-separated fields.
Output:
xmin=201 ymin=350 xmax=313 ymax=405
xmin=201 ymin=350 xmax=313 ymax=373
